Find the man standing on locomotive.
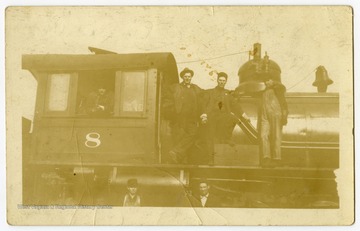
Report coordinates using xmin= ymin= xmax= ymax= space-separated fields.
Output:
xmin=200 ymin=72 xmax=250 ymax=164
xmin=168 ymin=67 xmax=203 ymax=164
xmin=259 ymin=78 xmax=288 ymax=167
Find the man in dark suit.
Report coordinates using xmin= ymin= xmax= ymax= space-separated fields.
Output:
xmin=189 ymin=180 xmax=220 ymax=207
xmin=167 ymin=67 xmax=203 ymax=164
xmin=201 ymin=72 xmax=249 ymax=164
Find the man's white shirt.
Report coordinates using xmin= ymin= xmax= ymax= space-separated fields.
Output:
xmin=200 ymin=193 xmax=209 ymax=207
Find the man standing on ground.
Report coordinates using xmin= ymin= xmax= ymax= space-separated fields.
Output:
xmin=123 ymin=178 xmax=141 ymax=207
xmin=189 ymin=180 xmax=220 ymax=207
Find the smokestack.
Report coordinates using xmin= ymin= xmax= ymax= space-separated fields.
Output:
xmin=253 ymin=43 xmax=261 ymax=60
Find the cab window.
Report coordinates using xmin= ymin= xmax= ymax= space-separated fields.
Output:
xmin=76 ymin=70 xmax=115 ymax=117
xmin=46 ymin=73 xmax=70 ymax=112
xmin=73 ymin=70 xmax=147 ymax=117
xmin=115 ymin=71 xmax=147 ymax=117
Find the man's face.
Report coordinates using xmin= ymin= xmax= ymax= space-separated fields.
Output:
xmin=217 ymin=76 xmax=227 ymax=88
xmin=128 ymin=187 xmax=138 ymax=195
xmin=182 ymin=73 xmax=193 ymax=84
xmin=98 ymin=88 xmax=106 ymax=95
xmin=265 ymin=79 xmax=274 ymax=87
xmin=199 ymin=183 xmax=210 ymax=196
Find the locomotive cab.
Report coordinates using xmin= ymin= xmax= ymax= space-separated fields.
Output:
xmin=22 ymin=51 xmax=190 ymax=206
xmin=22 ymin=52 xmax=178 ymax=166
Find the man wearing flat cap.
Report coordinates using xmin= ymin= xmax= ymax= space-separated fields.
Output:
xmin=123 ymin=178 xmax=141 ymax=206
xmin=167 ymin=67 xmax=203 ymax=164
xmin=201 ymin=72 xmax=249 ymax=164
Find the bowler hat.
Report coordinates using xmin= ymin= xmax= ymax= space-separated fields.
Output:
xmin=180 ymin=68 xmax=194 ymax=78
xmin=127 ymin=178 xmax=138 ymax=187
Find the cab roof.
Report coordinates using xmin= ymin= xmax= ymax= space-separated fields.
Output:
xmin=22 ymin=52 xmax=179 ymax=84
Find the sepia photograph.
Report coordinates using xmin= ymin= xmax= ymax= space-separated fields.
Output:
xmin=5 ymin=4 xmax=354 ymax=226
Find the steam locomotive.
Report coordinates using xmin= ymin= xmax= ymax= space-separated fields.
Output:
xmin=22 ymin=44 xmax=339 ymax=208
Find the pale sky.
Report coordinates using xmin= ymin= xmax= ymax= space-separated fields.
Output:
xmin=5 ymin=6 xmax=353 ymax=119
